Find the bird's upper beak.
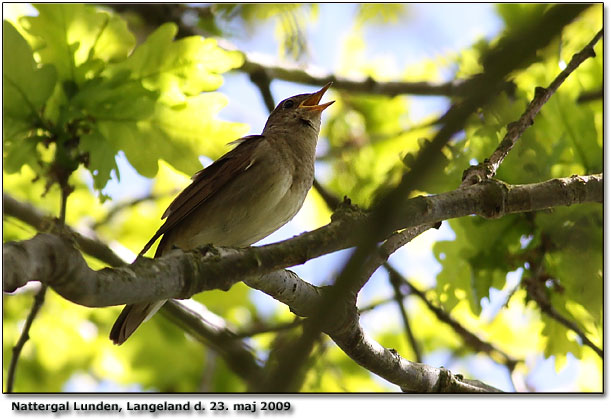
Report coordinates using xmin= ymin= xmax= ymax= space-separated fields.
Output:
xmin=299 ymin=82 xmax=334 ymax=112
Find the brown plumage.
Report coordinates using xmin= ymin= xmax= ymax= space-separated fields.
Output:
xmin=110 ymin=83 xmax=333 ymax=344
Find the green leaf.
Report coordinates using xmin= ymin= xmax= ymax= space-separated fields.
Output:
xmin=2 ymin=21 xmax=56 ymax=139
xmin=106 ymin=23 xmax=243 ymax=105
xmin=138 ymin=94 xmax=249 ymax=176
xmin=3 ymin=137 xmax=40 ymax=174
xmin=21 ymin=4 xmax=135 ymax=83
xmin=536 ymin=205 xmax=602 ymax=323
xmin=93 ymin=93 xmax=247 ymax=179
xmin=541 ymin=317 xmax=582 ymax=366
xmin=434 ymin=216 xmax=526 ymax=314
xmin=434 ymin=240 xmax=477 ymax=313
xmin=496 ymin=4 xmax=549 ymax=31
xmin=3 ymin=21 xmax=56 ymax=175
xmin=80 ymin=130 xmax=119 ymax=191
xmin=72 ymin=70 xmax=157 ymax=121
xmin=538 ymin=93 xmax=602 ymax=173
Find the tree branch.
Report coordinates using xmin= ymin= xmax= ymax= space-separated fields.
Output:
xmin=6 ymin=284 xmax=47 ymax=392
xmin=523 ymin=256 xmax=603 ymax=358
xmin=388 ymin=272 xmax=422 ymax=363
xmin=385 ymin=264 xmax=520 ymax=370
xmin=250 ymin=1 xmax=593 ymax=381
xmin=160 ymin=300 xmax=263 ymax=384
xmin=248 ymin=67 xmax=276 ymax=113
xmin=106 ymin=3 xmax=480 ymax=98
xmin=349 ymin=223 xmax=438 ymax=295
xmin=90 ymin=191 xmax=177 ymax=230
xmin=244 ymin=271 xmax=500 ymax=392
xmin=462 ymin=28 xmax=603 ymax=185
xmin=307 ymin=12 xmax=593 ymax=389
xmin=233 ymin=318 xmax=304 ymax=339
xmin=312 ymin=179 xmax=342 ymax=210
xmin=3 ymin=193 xmax=128 ymax=267
xmin=4 ymin=174 xmax=602 ymax=304
xmin=3 ymin=194 xmax=263 ymax=385
xmin=4 ymin=173 xmax=601 ymax=391
xmin=577 ymin=89 xmax=602 ymax=103
xmin=239 ymin=53 xmax=471 ymax=97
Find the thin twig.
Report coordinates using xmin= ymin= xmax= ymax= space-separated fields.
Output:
xmin=107 ymin=3 xmax=477 ymax=98
xmin=540 ymin=302 xmax=603 ymax=358
xmin=272 ymin=8 xmax=592 ymax=388
xmin=240 ymin=56 xmax=471 ymax=97
xmin=358 ymin=296 xmax=398 ymax=314
xmin=5 ymin=284 xmax=47 ymax=392
xmin=312 ymin=179 xmax=342 ymax=210
xmin=160 ymin=300 xmax=263 ymax=385
xmin=249 ymin=68 xmax=276 ymax=113
xmin=462 ymin=28 xmax=603 ymax=186
xmin=91 ymin=191 xmax=177 ymax=230
xmin=385 ymin=264 xmax=520 ymax=371
xmin=577 ymin=89 xmax=602 ymax=103
xmin=351 ymin=224 xmax=437 ymax=295
xmin=233 ymin=318 xmax=304 ymax=339
xmin=523 ymin=257 xmax=602 ymax=358
xmin=545 ymin=306 xmax=602 ymax=358
xmin=388 ymin=273 xmax=422 ymax=363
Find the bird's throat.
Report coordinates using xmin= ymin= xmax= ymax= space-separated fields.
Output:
xmin=299 ymin=118 xmax=316 ymax=130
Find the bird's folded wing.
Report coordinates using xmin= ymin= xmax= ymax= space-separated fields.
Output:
xmin=139 ymin=135 xmax=266 ymax=256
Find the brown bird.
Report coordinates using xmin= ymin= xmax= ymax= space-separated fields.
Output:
xmin=110 ymin=83 xmax=334 ymax=344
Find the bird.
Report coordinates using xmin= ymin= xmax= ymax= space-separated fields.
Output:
xmin=110 ymin=83 xmax=334 ymax=344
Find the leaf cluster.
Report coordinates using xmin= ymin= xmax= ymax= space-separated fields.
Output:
xmin=321 ymin=4 xmax=602 ymax=381
xmin=3 ymin=4 xmax=246 ymax=199
xmin=2 ymin=4 xmax=603 ymax=392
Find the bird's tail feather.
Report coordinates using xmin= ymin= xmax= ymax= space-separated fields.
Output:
xmin=109 ymin=300 xmax=167 ymax=345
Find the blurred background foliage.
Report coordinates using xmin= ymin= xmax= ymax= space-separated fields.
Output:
xmin=2 ymin=4 xmax=602 ymax=392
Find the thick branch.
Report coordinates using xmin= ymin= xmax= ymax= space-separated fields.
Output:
xmin=245 ymin=271 xmax=499 ymax=392
xmin=3 ymin=193 xmax=128 ymax=267
xmin=462 ymin=28 xmax=603 ymax=185
xmin=3 ymin=194 xmax=263 ymax=383
xmin=4 ymin=174 xmax=602 ymax=304
xmin=4 ymin=173 xmax=600 ymax=392
xmin=332 ymin=320 xmax=500 ymax=393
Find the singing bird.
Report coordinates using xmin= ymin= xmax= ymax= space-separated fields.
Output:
xmin=110 ymin=83 xmax=334 ymax=344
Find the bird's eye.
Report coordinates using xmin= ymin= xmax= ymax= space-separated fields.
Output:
xmin=282 ymin=100 xmax=294 ymax=109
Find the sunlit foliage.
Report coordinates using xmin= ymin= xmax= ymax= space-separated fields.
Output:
xmin=3 ymin=4 xmax=602 ymax=392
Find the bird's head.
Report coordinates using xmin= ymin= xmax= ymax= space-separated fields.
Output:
xmin=263 ymin=82 xmax=334 ymax=134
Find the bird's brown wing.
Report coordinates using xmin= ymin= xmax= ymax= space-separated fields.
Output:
xmin=139 ymin=135 xmax=266 ymax=256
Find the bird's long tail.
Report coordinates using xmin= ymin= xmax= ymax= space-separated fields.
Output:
xmin=109 ymin=300 xmax=167 ymax=345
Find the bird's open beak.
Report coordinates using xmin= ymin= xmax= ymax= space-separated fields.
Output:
xmin=299 ymin=82 xmax=334 ymax=111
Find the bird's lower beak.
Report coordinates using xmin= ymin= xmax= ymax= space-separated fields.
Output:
xmin=299 ymin=82 xmax=334 ymax=112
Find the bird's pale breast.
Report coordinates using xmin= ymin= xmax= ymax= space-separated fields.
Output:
xmin=161 ymin=139 xmax=312 ymax=251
